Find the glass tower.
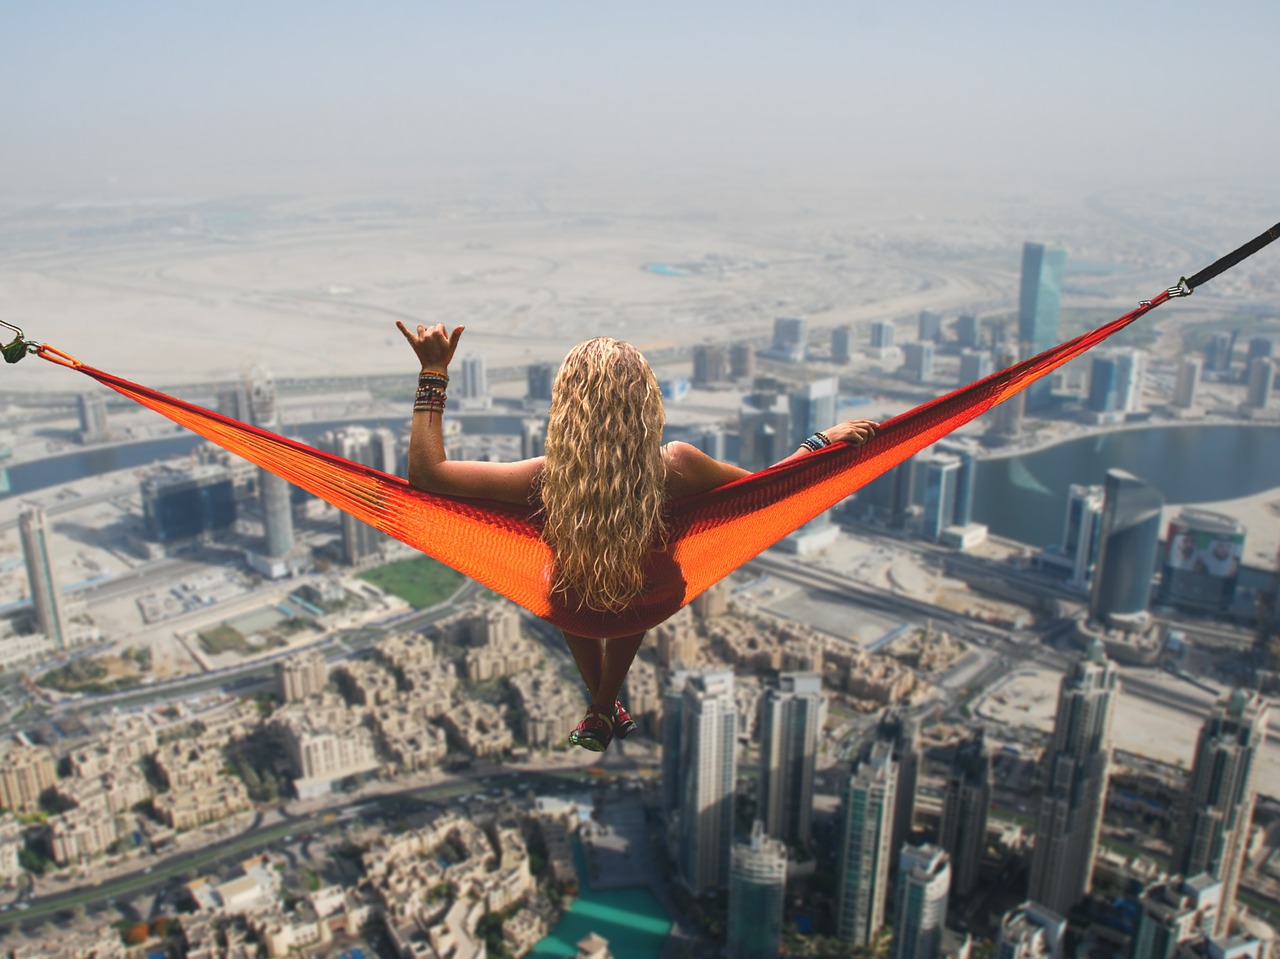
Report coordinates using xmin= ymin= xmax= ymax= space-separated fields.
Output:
xmin=1018 ymin=242 xmax=1066 ymax=409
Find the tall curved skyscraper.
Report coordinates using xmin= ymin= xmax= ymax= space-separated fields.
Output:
xmin=1090 ymin=469 xmax=1163 ymax=624
xmin=247 ymin=366 xmax=295 ymax=568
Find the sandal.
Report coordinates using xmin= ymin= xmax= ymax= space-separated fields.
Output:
xmin=569 ymin=705 xmax=614 ymax=752
xmin=613 ymin=701 xmax=638 ymax=739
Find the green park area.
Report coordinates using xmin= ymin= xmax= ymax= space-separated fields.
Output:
xmin=358 ymin=556 xmax=464 ymax=609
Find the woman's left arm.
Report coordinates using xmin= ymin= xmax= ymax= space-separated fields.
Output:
xmin=398 ymin=322 xmax=543 ymax=504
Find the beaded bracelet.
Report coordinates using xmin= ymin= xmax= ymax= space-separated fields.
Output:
xmin=415 ymin=370 xmax=449 ymax=418
xmin=799 ymin=431 xmax=832 ymax=453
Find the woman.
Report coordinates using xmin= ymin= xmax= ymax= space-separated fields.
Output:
xmin=398 ymin=321 xmax=877 ymax=751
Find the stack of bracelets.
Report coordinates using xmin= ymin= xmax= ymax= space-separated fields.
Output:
xmin=415 ymin=370 xmax=449 ymax=419
xmin=799 ymin=430 xmax=832 ymax=453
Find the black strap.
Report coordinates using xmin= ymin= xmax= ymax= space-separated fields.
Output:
xmin=1185 ymin=221 xmax=1280 ymax=291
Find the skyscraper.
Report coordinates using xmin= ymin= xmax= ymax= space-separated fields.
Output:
xmin=1087 ymin=350 xmax=1146 ymax=419
xmin=676 ymin=671 xmax=737 ymax=894
xmin=19 ymin=504 xmax=66 ymax=648
xmin=727 ymin=821 xmax=788 ymax=959
xmin=739 ymin=386 xmax=792 ymax=471
xmin=769 ymin=317 xmax=807 ymax=362
xmin=871 ymin=320 xmax=896 ymax=352
xmin=956 ymin=315 xmax=981 ymax=350
xmin=315 ymin=426 xmax=398 ymax=564
xmin=1131 ymin=874 xmax=1222 ymax=959
xmin=959 ymin=349 xmax=993 ymax=386
xmin=876 ymin=707 xmax=921 ymax=876
xmin=935 ymin=441 xmax=978 ymax=528
xmin=790 ymin=377 xmax=839 ymax=448
xmin=1061 ymin=484 xmax=1104 ymax=591
xmin=1018 ymin=243 xmax=1067 ymax=409
xmin=918 ymin=311 xmax=943 ymax=344
xmin=1244 ymin=357 xmax=1274 ymax=409
xmin=1174 ymin=690 xmax=1269 ymax=937
xmin=693 ymin=344 xmax=729 ymax=387
xmin=837 ymin=740 xmax=897 ymax=946
xmin=1174 ymin=357 xmax=1202 ymax=410
xmin=919 ymin=453 xmax=962 ymax=542
xmin=903 ymin=342 xmax=934 ymax=383
xmin=1090 ymin=469 xmax=1163 ymax=624
xmin=939 ymin=731 xmax=990 ymax=897
xmin=832 ymin=327 xmax=853 ymax=364
xmin=729 ymin=342 xmax=755 ymax=380
xmin=1246 ymin=337 xmax=1273 ymax=363
xmin=991 ymin=348 xmax=1025 ymax=438
xmin=1027 ymin=639 xmax=1118 ymax=915
xmin=758 ymin=672 xmax=824 ymax=846
xmin=995 ymin=903 xmax=1066 ymax=959
xmin=1203 ymin=332 xmax=1235 ymax=374
xmin=246 ymin=366 xmax=295 ymax=565
xmin=893 ymin=844 xmax=951 ymax=959
xmin=142 ymin=464 xmax=237 ymax=543
xmin=76 ymin=393 xmax=109 ymax=444
xmin=526 ymin=362 xmax=555 ymax=401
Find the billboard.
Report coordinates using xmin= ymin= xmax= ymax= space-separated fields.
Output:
xmin=1160 ymin=518 xmax=1246 ymax=611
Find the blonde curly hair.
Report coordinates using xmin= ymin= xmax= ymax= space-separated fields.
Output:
xmin=539 ymin=337 xmax=667 ymax=613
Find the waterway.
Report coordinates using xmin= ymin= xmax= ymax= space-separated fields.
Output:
xmin=529 ymin=841 xmax=672 ymax=959
xmin=972 ymin=423 xmax=1280 ymax=547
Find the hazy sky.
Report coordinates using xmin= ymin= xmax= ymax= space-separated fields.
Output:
xmin=4 ymin=0 xmax=1280 ymax=201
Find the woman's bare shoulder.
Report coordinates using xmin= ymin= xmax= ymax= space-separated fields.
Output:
xmin=663 ymin=442 xmax=750 ymax=498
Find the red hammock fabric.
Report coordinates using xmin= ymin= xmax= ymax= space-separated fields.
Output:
xmin=36 ymin=289 xmax=1172 ymax=638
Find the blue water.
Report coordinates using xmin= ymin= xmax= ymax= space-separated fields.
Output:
xmin=528 ymin=840 xmax=672 ymax=959
xmin=972 ymin=423 xmax=1280 ymax=546
xmin=644 ymin=263 xmax=690 ymax=277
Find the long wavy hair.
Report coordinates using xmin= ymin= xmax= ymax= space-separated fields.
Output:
xmin=539 ymin=337 xmax=667 ymax=613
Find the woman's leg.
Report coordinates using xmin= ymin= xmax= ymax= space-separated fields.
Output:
xmin=562 ymin=632 xmax=605 ymax=702
xmin=595 ymin=632 xmax=646 ymax=708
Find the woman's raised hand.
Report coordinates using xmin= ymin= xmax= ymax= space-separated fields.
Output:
xmin=825 ymin=419 xmax=879 ymax=445
xmin=397 ymin=321 xmax=464 ymax=372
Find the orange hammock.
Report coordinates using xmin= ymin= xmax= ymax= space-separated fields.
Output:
xmin=13 ymin=223 xmax=1277 ymax=638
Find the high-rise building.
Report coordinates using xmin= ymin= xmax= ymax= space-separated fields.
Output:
xmin=76 ymin=393 xmax=109 ymax=444
xmin=526 ymin=362 xmax=555 ymax=401
xmin=893 ymin=844 xmax=951 ymax=959
xmin=935 ymin=441 xmax=977 ymax=528
xmin=1018 ymin=243 xmax=1067 ymax=409
xmin=876 ymin=707 xmax=921 ymax=875
xmin=727 ymin=821 xmax=788 ymax=959
xmin=142 ymin=464 xmax=238 ymax=544
xmin=758 ymin=672 xmax=824 ymax=846
xmin=832 ymin=327 xmax=853 ymax=364
xmin=991 ymin=349 xmax=1025 ymax=437
xmin=918 ymin=311 xmax=943 ymax=344
xmin=521 ymin=418 xmax=546 ymax=459
xmin=1027 ymin=639 xmax=1118 ymax=915
xmin=956 ymin=315 xmax=981 ymax=349
xmin=769 ymin=317 xmax=807 ymax=362
xmin=456 ymin=354 xmax=489 ymax=409
xmin=0 ymin=743 xmax=58 ymax=814
xmin=939 ymin=731 xmax=990 ymax=897
xmin=676 ymin=671 xmax=737 ymax=893
xmin=315 ymin=427 xmax=397 ymax=564
xmin=1132 ymin=874 xmax=1222 ymax=959
xmin=1158 ymin=510 xmax=1246 ymax=613
xmin=871 ymin=320 xmax=896 ymax=352
xmin=959 ymin=350 xmax=993 ymax=386
xmin=660 ymin=668 xmax=694 ymax=818
xmin=1174 ymin=690 xmax=1269 ymax=937
xmin=1061 ymin=484 xmax=1104 ymax=591
xmin=739 ymin=386 xmax=792 ymax=471
xmin=1174 ymin=357 xmax=1203 ymax=410
xmin=903 ymin=342 xmax=934 ymax=383
xmin=1246 ymin=337 xmax=1273 ymax=363
xmin=790 ymin=378 xmax=839 ymax=448
xmin=856 ymin=460 xmax=916 ymax=529
xmin=246 ymin=366 xmax=295 ymax=563
xmin=693 ymin=344 xmax=729 ymax=387
xmin=919 ymin=453 xmax=962 ymax=542
xmin=729 ymin=342 xmax=755 ymax=381
xmin=1244 ymin=357 xmax=1274 ymax=409
xmin=1090 ymin=469 xmax=1163 ymax=623
xmin=837 ymin=740 xmax=897 ymax=945
xmin=1087 ymin=350 xmax=1145 ymax=417
xmin=995 ymin=903 xmax=1066 ymax=959
xmin=1203 ymin=332 xmax=1235 ymax=374
xmin=18 ymin=504 xmax=66 ymax=648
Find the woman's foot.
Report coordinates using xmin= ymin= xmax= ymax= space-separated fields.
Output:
xmin=613 ymin=701 xmax=638 ymax=739
xmin=569 ymin=705 xmax=614 ymax=752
